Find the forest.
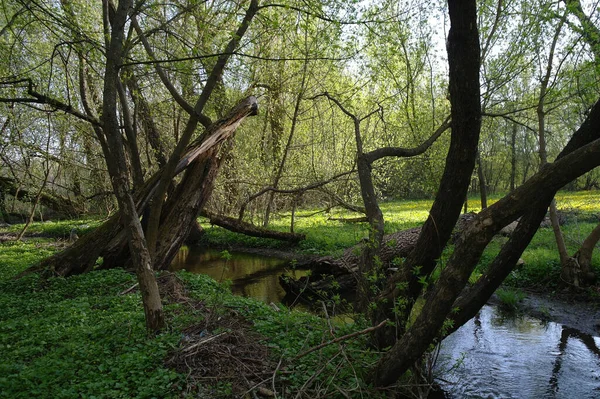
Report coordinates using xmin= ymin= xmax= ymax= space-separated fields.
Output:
xmin=1 ymin=0 xmax=600 ymax=397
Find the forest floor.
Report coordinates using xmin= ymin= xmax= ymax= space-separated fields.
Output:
xmin=1 ymin=190 xmax=598 ymax=398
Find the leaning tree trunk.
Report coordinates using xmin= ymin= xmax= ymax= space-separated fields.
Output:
xmin=563 ymin=221 xmax=600 ymax=286
xmin=22 ymin=97 xmax=258 ymax=277
xmin=370 ymin=0 xmax=482 ymax=350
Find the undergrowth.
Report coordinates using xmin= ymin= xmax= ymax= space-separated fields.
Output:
xmin=0 ymin=239 xmax=384 ymax=398
xmin=0 ymin=190 xmax=598 ymax=397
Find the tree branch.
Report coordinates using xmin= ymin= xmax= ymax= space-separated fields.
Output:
xmin=364 ymin=116 xmax=451 ymax=164
xmin=0 ymin=78 xmax=101 ymax=126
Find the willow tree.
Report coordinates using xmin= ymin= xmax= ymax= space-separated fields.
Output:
xmin=1 ymin=0 xmax=261 ymax=331
xmin=366 ymin=0 xmax=600 ymax=385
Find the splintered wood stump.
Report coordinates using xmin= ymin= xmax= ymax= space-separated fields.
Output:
xmin=23 ymin=96 xmax=259 ymax=277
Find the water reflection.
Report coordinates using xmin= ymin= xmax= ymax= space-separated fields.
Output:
xmin=437 ymin=305 xmax=600 ymax=399
xmin=170 ymin=247 xmax=308 ymax=304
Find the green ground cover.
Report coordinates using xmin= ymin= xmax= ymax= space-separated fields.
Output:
xmin=0 ymin=190 xmax=597 ymax=397
xmin=0 ymin=240 xmax=378 ymax=398
xmin=201 ymin=191 xmax=600 ymax=286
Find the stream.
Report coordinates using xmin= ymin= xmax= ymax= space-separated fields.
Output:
xmin=171 ymin=248 xmax=600 ymax=398
xmin=436 ymin=305 xmax=600 ymax=398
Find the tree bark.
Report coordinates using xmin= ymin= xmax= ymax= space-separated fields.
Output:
xmin=24 ymin=97 xmax=259 ymax=277
xmin=202 ymin=211 xmax=306 ymax=243
xmin=476 ymin=151 xmax=487 ymax=209
xmin=371 ymin=0 xmax=481 ymax=350
xmin=566 ymin=221 xmax=600 ymax=285
xmin=101 ymin=0 xmax=165 ymax=333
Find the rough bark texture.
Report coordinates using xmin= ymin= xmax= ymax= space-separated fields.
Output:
xmin=24 ymin=97 xmax=258 ymax=277
xmin=566 ymin=221 xmax=600 ymax=285
xmin=202 ymin=211 xmax=305 ymax=243
xmin=371 ymin=93 xmax=600 ymax=386
xmin=101 ymin=0 xmax=165 ymax=332
xmin=371 ymin=0 xmax=482 ymax=350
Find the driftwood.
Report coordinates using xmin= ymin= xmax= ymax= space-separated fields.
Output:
xmin=202 ymin=211 xmax=305 ymax=243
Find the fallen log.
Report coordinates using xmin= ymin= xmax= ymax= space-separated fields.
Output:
xmin=0 ymin=176 xmax=84 ymax=218
xmin=202 ymin=211 xmax=305 ymax=243
xmin=280 ymin=213 xmax=480 ymax=303
xmin=327 ymin=216 xmax=369 ymax=223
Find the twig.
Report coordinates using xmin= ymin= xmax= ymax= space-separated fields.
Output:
xmin=119 ymin=282 xmax=139 ymax=295
xmin=182 ymin=332 xmax=227 ymax=353
xmin=292 ymin=319 xmax=389 ymax=360
xmin=271 ymin=355 xmax=283 ymax=399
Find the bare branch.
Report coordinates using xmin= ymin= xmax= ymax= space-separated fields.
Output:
xmin=293 ymin=319 xmax=389 ymax=360
xmin=364 ymin=116 xmax=451 ymax=164
xmin=238 ymin=170 xmax=356 ymax=221
xmin=129 ymin=14 xmax=212 ymax=129
xmin=0 ymin=78 xmax=101 ymax=126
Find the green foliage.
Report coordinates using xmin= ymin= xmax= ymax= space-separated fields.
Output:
xmin=0 ymin=266 xmax=182 ymax=399
xmin=176 ymin=272 xmax=385 ymax=397
xmin=1 ymin=219 xmax=103 ymax=239
xmin=199 ymin=198 xmax=433 ymax=257
xmin=0 ymin=240 xmax=56 ymax=281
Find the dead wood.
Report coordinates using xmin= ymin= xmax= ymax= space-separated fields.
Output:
xmin=202 ymin=210 xmax=306 ymax=243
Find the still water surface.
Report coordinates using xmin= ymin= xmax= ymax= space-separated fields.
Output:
xmin=170 ymin=247 xmax=307 ymax=304
xmin=171 ymin=248 xmax=600 ymax=398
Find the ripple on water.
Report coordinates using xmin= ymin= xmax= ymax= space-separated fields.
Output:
xmin=436 ymin=305 xmax=600 ymax=399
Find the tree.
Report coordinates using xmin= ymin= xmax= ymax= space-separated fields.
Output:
xmin=368 ymin=0 xmax=600 ymax=386
xmin=1 ymin=0 xmax=261 ymax=331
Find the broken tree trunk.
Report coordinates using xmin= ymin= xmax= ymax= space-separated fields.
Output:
xmin=0 ymin=176 xmax=84 ymax=218
xmin=22 ymin=96 xmax=258 ymax=277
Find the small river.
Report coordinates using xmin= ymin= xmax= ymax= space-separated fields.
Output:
xmin=436 ymin=305 xmax=600 ymax=398
xmin=171 ymin=248 xmax=600 ymax=398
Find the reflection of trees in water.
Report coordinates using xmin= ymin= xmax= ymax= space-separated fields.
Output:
xmin=172 ymin=248 xmax=311 ymax=303
xmin=548 ymin=326 xmax=600 ymax=396
xmin=473 ymin=312 xmax=482 ymax=344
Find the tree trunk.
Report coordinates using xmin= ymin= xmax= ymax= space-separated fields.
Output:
xmin=263 ymin=57 xmax=309 ymax=227
xmin=371 ymin=0 xmax=482 ymax=350
xmin=566 ymin=221 xmax=600 ymax=286
xmin=510 ymin=121 xmax=517 ymax=191
xmin=476 ymin=150 xmax=487 ymax=209
xmin=201 ymin=211 xmax=306 ymax=243
xmin=370 ymin=73 xmax=600 ymax=386
xmin=100 ymin=0 xmax=164 ymax=333
xmin=24 ymin=97 xmax=259 ymax=277
xmin=536 ymin=13 xmax=572 ymax=284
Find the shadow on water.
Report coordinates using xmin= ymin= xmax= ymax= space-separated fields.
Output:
xmin=171 ymin=248 xmax=600 ymax=397
xmin=170 ymin=246 xmax=309 ymax=304
xmin=436 ymin=305 xmax=600 ymax=399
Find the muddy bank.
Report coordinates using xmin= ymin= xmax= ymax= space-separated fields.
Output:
xmin=489 ymin=290 xmax=600 ymax=337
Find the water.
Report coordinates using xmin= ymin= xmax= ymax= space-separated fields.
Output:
xmin=170 ymin=247 xmax=307 ymax=304
xmin=436 ymin=305 xmax=600 ymax=399
xmin=171 ymin=249 xmax=600 ymax=397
